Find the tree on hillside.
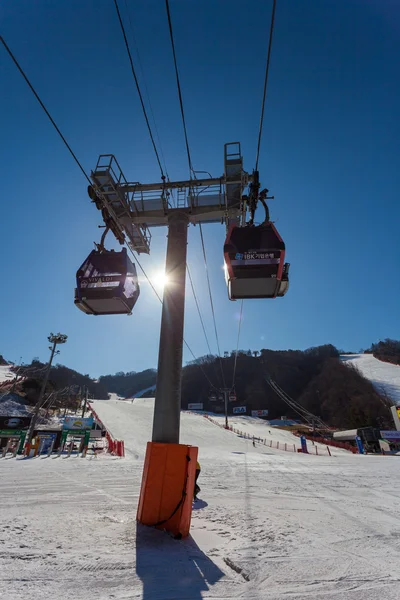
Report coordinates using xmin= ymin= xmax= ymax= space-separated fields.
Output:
xmin=98 ymin=369 xmax=157 ymax=398
xmin=370 ymin=339 xmax=400 ymax=366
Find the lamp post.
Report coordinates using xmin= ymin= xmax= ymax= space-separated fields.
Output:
xmin=25 ymin=333 xmax=68 ymax=449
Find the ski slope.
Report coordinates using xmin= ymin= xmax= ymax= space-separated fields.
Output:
xmin=0 ymin=364 xmax=14 ymax=383
xmin=2 ymin=397 xmax=400 ymax=599
xmin=208 ymin=413 xmax=352 ymax=455
xmin=341 ymin=353 xmax=400 ymax=404
xmin=91 ymin=397 xmax=348 ymax=458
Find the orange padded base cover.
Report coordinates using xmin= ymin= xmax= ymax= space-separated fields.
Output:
xmin=137 ymin=442 xmax=198 ymax=538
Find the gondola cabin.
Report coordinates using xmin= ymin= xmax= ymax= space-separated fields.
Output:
xmin=74 ymin=248 xmax=140 ymax=315
xmin=223 ymin=223 xmax=289 ymax=300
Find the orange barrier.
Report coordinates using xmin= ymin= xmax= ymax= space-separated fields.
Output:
xmin=137 ymin=442 xmax=198 ymax=538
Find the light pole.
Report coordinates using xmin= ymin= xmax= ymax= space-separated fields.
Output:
xmin=25 ymin=333 xmax=68 ymax=448
xmin=224 ymin=389 xmax=229 ymax=429
xmin=81 ymin=386 xmax=89 ymax=418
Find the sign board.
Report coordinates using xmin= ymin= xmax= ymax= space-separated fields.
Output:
xmin=233 ymin=406 xmax=246 ymax=414
xmin=390 ymin=406 xmax=400 ymax=431
xmin=63 ymin=416 xmax=94 ymax=430
xmin=37 ymin=432 xmax=56 ymax=452
xmin=0 ymin=416 xmax=31 ymax=430
xmin=89 ymin=429 xmax=102 ymax=439
xmin=63 ymin=429 xmax=91 ymax=436
xmin=380 ymin=430 xmax=400 ymax=441
xmin=188 ymin=403 xmax=203 ymax=411
xmin=0 ymin=429 xmax=26 ymax=437
xmin=251 ymin=409 xmax=269 ymax=418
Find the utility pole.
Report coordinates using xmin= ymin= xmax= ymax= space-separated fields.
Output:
xmin=25 ymin=333 xmax=68 ymax=448
xmin=152 ymin=212 xmax=189 ymax=444
xmin=82 ymin=386 xmax=88 ymax=418
xmin=224 ymin=389 xmax=229 ymax=429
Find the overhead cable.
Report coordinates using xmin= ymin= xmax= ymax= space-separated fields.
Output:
xmin=255 ymin=0 xmax=277 ymax=171
xmin=199 ymin=224 xmax=226 ymax=388
xmin=0 ymin=35 xmax=92 ymax=186
xmin=114 ymin=0 xmax=165 ymax=178
xmin=186 ymin=264 xmax=214 ymax=358
xmin=2 ymin=33 xmax=212 ymax=386
xmin=165 ymin=0 xmax=194 ymax=175
xmin=231 ymin=300 xmax=244 ymax=389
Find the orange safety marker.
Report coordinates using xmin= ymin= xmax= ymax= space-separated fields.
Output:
xmin=137 ymin=442 xmax=198 ymax=539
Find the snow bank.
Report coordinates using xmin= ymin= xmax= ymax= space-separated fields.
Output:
xmin=0 ymin=394 xmax=32 ymax=416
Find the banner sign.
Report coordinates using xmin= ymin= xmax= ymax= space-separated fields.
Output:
xmin=233 ymin=252 xmax=280 ymax=266
xmin=233 ymin=406 xmax=247 ymax=414
xmin=355 ymin=435 xmax=364 ymax=454
xmin=63 ymin=429 xmax=91 ymax=436
xmin=0 ymin=429 xmax=26 ymax=436
xmin=251 ymin=409 xmax=269 ymax=417
xmin=380 ymin=430 xmax=400 ymax=440
xmin=397 ymin=407 xmax=400 ymax=420
xmin=300 ymin=435 xmax=308 ymax=453
xmin=37 ymin=432 xmax=56 ymax=452
xmin=63 ymin=416 xmax=93 ymax=430
xmin=188 ymin=403 xmax=203 ymax=410
xmin=79 ymin=276 xmax=121 ymax=289
xmin=0 ymin=416 xmax=31 ymax=430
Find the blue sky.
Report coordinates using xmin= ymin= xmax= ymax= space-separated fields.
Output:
xmin=1 ymin=0 xmax=399 ymax=377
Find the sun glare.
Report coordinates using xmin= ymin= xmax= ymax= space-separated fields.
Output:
xmin=152 ymin=271 xmax=170 ymax=289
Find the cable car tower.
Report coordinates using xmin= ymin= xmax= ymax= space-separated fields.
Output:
xmin=76 ymin=141 xmax=288 ymax=538
xmin=77 ymin=142 xmax=288 ymax=444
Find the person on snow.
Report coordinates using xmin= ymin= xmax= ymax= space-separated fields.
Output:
xmin=194 ymin=460 xmax=201 ymax=501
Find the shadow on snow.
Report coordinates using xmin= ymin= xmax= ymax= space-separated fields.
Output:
xmin=136 ymin=522 xmax=224 ymax=599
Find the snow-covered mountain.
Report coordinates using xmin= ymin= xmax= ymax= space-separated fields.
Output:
xmin=341 ymin=353 xmax=400 ymax=404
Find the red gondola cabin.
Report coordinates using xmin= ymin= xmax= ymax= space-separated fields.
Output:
xmin=223 ymin=223 xmax=289 ymax=300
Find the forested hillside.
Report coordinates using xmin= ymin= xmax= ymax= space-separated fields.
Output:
xmin=369 ymin=339 xmax=400 ymax=366
xmin=17 ymin=360 xmax=109 ymax=402
xmin=181 ymin=344 xmax=392 ymax=429
xmin=3 ymin=339 xmax=397 ymax=429
xmin=98 ymin=369 xmax=157 ymax=398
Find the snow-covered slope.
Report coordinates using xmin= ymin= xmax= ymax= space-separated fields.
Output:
xmin=341 ymin=353 xmax=400 ymax=403
xmin=0 ymin=364 xmax=14 ymax=383
xmin=209 ymin=413 xmax=351 ymax=454
xmin=2 ymin=398 xmax=400 ymax=599
xmin=131 ymin=383 xmax=156 ymax=398
xmin=91 ymin=398 xmax=347 ymax=458
xmin=91 ymin=397 xmax=280 ymax=460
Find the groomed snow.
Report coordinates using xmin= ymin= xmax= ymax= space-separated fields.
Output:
xmin=341 ymin=353 xmax=400 ymax=404
xmin=2 ymin=396 xmax=400 ymax=600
